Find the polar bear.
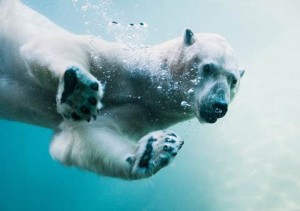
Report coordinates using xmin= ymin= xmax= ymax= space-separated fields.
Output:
xmin=0 ymin=0 xmax=244 ymax=179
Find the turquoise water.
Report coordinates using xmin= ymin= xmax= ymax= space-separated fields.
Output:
xmin=1 ymin=0 xmax=300 ymax=210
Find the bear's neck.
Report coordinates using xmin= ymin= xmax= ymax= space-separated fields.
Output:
xmin=90 ymin=37 xmax=183 ymax=72
xmin=90 ymin=38 xmax=194 ymax=123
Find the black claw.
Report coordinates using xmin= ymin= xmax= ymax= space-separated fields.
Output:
xmin=167 ymin=132 xmax=177 ymax=138
xmin=148 ymin=137 xmax=157 ymax=142
xmin=90 ymin=82 xmax=99 ymax=91
xmin=71 ymin=112 xmax=81 ymax=121
xmin=88 ymin=97 xmax=97 ymax=106
xmin=178 ymin=141 xmax=184 ymax=149
xmin=126 ymin=157 xmax=135 ymax=165
xmin=80 ymin=106 xmax=90 ymax=115
xmin=165 ymin=138 xmax=176 ymax=143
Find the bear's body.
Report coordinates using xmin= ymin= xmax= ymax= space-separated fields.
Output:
xmin=0 ymin=0 xmax=243 ymax=179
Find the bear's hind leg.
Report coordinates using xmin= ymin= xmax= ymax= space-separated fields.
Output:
xmin=56 ymin=66 xmax=104 ymax=122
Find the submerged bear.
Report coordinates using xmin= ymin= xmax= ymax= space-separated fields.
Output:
xmin=0 ymin=0 xmax=244 ymax=179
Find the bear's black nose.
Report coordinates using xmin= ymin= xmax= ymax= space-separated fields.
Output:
xmin=213 ymin=101 xmax=228 ymax=118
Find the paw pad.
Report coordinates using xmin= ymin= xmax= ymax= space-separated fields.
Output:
xmin=57 ymin=67 xmax=103 ymax=122
xmin=163 ymin=145 xmax=172 ymax=151
xmin=132 ymin=131 xmax=184 ymax=177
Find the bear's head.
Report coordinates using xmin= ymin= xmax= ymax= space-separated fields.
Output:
xmin=170 ymin=29 xmax=244 ymax=123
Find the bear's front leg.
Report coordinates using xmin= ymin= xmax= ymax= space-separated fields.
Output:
xmin=50 ymin=123 xmax=184 ymax=180
xmin=20 ymin=35 xmax=104 ymax=122
xmin=127 ymin=130 xmax=184 ymax=178
xmin=57 ymin=66 xmax=103 ymax=121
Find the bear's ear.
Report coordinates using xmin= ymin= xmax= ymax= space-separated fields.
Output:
xmin=240 ymin=69 xmax=245 ymax=78
xmin=184 ymin=29 xmax=195 ymax=46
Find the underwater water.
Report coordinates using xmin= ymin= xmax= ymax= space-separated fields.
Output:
xmin=1 ymin=0 xmax=300 ymax=210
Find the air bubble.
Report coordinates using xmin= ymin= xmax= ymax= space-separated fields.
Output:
xmin=188 ymin=88 xmax=194 ymax=94
xmin=181 ymin=101 xmax=190 ymax=108
xmin=190 ymin=79 xmax=197 ymax=84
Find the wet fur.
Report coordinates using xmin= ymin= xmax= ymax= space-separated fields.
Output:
xmin=0 ymin=0 xmax=243 ymax=179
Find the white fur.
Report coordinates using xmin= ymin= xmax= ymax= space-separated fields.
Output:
xmin=0 ymin=0 xmax=242 ymax=179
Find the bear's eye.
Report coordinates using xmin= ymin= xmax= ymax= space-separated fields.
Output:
xmin=202 ymin=63 xmax=214 ymax=75
xmin=232 ymin=79 xmax=237 ymax=85
xmin=230 ymin=76 xmax=238 ymax=88
xmin=202 ymin=64 xmax=210 ymax=73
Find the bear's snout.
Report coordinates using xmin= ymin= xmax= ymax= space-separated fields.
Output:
xmin=197 ymin=85 xmax=230 ymax=123
xmin=212 ymin=100 xmax=228 ymax=118
xmin=212 ymin=87 xmax=228 ymax=118
xmin=199 ymin=98 xmax=228 ymax=123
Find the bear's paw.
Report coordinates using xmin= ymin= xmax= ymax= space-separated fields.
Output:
xmin=129 ymin=130 xmax=184 ymax=177
xmin=57 ymin=67 xmax=103 ymax=122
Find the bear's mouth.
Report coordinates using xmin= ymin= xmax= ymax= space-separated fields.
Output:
xmin=200 ymin=113 xmax=218 ymax=123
